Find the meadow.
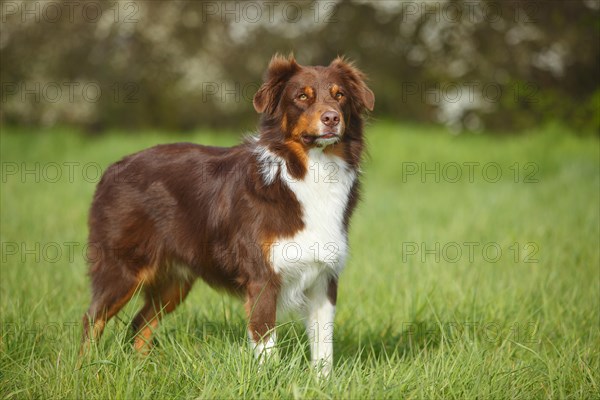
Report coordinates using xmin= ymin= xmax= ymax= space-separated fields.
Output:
xmin=1 ymin=122 xmax=598 ymax=399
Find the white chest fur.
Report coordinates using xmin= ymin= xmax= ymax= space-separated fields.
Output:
xmin=256 ymin=146 xmax=357 ymax=313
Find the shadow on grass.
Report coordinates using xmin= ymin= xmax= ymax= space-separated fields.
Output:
xmin=334 ymin=319 xmax=445 ymax=363
xmin=95 ymin=309 xmax=448 ymax=371
xmin=162 ymin=316 xmax=445 ymax=365
xmin=138 ymin=311 xmax=446 ymax=363
xmin=87 ymin=299 xmax=448 ymax=368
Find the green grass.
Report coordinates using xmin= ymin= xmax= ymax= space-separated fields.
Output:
xmin=1 ymin=122 xmax=598 ymax=399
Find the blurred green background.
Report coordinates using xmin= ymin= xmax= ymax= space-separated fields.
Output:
xmin=1 ymin=0 xmax=598 ymax=134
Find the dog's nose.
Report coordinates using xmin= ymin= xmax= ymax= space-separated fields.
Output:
xmin=321 ymin=111 xmax=340 ymax=127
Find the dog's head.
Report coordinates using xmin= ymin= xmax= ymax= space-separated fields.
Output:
xmin=254 ymin=55 xmax=374 ymax=148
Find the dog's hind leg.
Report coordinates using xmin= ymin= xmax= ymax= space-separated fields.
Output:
xmin=80 ymin=263 xmax=141 ymax=355
xmin=131 ymin=280 xmax=193 ymax=354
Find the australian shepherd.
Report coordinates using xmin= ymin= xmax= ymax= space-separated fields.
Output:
xmin=81 ymin=55 xmax=375 ymax=376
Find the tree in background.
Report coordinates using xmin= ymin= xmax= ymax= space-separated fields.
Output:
xmin=1 ymin=0 xmax=598 ymax=134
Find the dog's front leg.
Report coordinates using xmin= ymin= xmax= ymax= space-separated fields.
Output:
xmin=305 ymin=275 xmax=337 ymax=377
xmin=246 ymin=279 xmax=278 ymax=362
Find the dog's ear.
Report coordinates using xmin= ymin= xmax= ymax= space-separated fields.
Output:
xmin=253 ymin=54 xmax=300 ymax=114
xmin=329 ymin=57 xmax=375 ymax=112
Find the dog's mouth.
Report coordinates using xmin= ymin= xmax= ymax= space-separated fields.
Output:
xmin=301 ymin=132 xmax=340 ymax=146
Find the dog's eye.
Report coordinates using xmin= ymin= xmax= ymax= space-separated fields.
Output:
xmin=335 ymin=92 xmax=344 ymax=100
xmin=298 ymin=93 xmax=308 ymax=101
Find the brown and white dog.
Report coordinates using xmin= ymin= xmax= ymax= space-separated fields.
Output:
xmin=81 ymin=55 xmax=374 ymax=376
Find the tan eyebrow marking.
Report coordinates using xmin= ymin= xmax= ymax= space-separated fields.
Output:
xmin=304 ymin=87 xmax=314 ymax=97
